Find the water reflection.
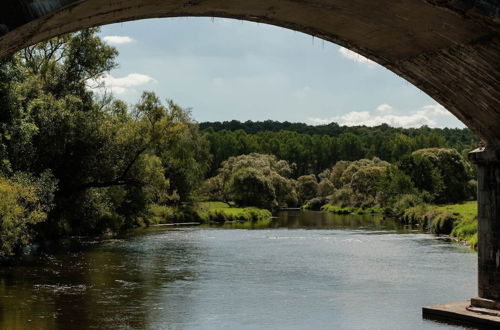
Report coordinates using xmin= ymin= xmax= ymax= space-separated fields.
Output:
xmin=273 ymin=210 xmax=409 ymax=231
xmin=0 ymin=230 xmax=201 ymax=330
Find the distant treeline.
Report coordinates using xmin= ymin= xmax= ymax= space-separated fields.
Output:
xmin=200 ymin=121 xmax=479 ymax=177
xmin=199 ymin=120 xmax=478 ymax=144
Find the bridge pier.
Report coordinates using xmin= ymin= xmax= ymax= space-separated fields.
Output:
xmin=423 ymin=147 xmax=500 ymax=326
xmin=469 ymin=147 xmax=500 ymax=304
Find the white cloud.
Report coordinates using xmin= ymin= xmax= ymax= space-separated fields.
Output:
xmin=376 ymin=104 xmax=393 ymax=113
xmin=92 ymin=73 xmax=156 ymax=95
xmin=338 ymin=47 xmax=376 ymax=67
xmin=421 ymin=104 xmax=449 ymax=116
xmin=103 ymin=35 xmax=135 ymax=45
xmin=307 ymin=103 xmax=455 ymax=128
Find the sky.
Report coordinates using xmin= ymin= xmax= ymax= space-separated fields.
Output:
xmin=97 ymin=18 xmax=465 ymax=128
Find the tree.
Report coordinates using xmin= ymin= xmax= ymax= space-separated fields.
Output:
xmin=296 ymin=174 xmax=319 ymax=203
xmin=399 ymin=153 xmax=443 ymax=201
xmin=376 ymin=166 xmax=415 ymax=206
xmin=0 ymin=30 xmax=212 ymax=240
xmin=338 ymin=133 xmax=365 ymax=161
xmin=228 ymin=168 xmax=276 ymax=208
xmin=21 ymin=28 xmax=118 ymax=99
xmin=207 ymin=153 xmax=298 ymax=209
xmin=390 ymin=134 xmax=414 ymax=162
xmin=350 ymin=166 xmax=387 ymax=199
xmin=329 ymin=161 xmax=350 ymax=188
xmin=399 ymin=148 xmax=473 ymax=203
xmin=318 ymin=178 xmax=335 ymax=197
xmin=0 ymin=171 xmax=56 ymax=259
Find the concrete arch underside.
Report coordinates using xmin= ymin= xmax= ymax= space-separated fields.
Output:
xmin=0 ymin=1 xmax=499 ymax=144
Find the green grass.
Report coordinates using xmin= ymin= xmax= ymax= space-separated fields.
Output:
xmin=401 ymin=201 xmax=478 ymax=248
xmin=200 ymin=202 xmax=272 ymax=223
xmin=321 ymin=204 xmax=356 ymax=214
xmin=450 ymin=213 xmax=478 ymax=248
xmin=146 ymin=201 xmax=272 ymax=225
xmin=436 ymin=201 xmax=477 ymax=219
xmin=321 ymin=204 xmax=383 ymax=215
xmin=199 ymin=201 xmax=233 ymax=209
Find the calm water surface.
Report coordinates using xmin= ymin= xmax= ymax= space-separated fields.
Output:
xmin=0 ymin=211 xmax=477 ymax=329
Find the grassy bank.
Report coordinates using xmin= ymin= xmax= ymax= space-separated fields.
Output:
xmin=400 ymin=201 xmax=477 ymax=248
xmin=320 ymin=204 xmax=384 ymax=215
xmin=318 ymin=199 xmax=478 ymax=248
xmin=145 ymin=201 xmax=272 ymax=226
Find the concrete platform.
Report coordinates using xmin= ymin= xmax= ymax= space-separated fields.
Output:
xmin=423 ymin=301 xmax=500 ymax=328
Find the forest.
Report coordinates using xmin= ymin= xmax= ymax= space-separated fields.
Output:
xmin=201 ymin=121 xmax=478 ymax=177
xmin=0 ymin=29 xmax=480 ymax=260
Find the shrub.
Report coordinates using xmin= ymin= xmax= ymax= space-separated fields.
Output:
xmin=329 ymin=187 xmax=356 ymax=208
xmin=0 ymin=173 xmax=56 ymax=259
xmin=391 ymin=194 xmax=423 ymax=216
xmin=430 ymin=211 xmax=460 ymax=235
xmin=302 ymin=197 xmax=328 ymax=210
xmin=321 ymin=204 xmax=355 ymax=214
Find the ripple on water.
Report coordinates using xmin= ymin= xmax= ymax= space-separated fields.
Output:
xmin=33 ymin=284 xmax=89 ymax=295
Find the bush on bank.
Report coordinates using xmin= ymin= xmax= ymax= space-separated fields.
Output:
xmin=0 ymin=172 xmax=57 ymax=259
xmin=400 ymin=201 xmax=477 ymax=248
xmin=146 ymin=202 xmax=272 ymax=225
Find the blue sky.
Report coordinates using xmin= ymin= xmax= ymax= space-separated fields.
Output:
xmin=97 ymin=18 xmax=464 ymax=128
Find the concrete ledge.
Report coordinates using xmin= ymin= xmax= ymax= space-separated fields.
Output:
xmin=423 ymin=301 xmax=500 ymax=328
xmin=468 ymin=147 xmax=500 ymax=164
xmin=471 ymin=297 xmax=500 ymax=311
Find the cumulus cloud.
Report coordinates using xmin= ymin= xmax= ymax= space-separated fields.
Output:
xmin=91 ymin=73 xmax=156 ymax=95
xmin=103 ymin=35 xmax=134 ymax=45
xmin=338 ymin=47 xmax=376 ymax=67
xmin=376 ymin=104 xmax=393 ymax=113
xmin=307 ymin=103 xmax=455 ymax=128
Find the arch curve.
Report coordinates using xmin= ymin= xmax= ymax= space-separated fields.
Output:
xmin=0 ymin=0 xmax=499 ymax=143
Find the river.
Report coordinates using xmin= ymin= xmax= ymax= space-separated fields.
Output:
xmin=0 ymin=211 xmax=477 ymax=329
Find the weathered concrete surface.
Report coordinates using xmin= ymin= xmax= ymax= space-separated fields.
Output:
xmin=471 ymin=297 xmax=500 ymax=310
xmin=469 ymin=147 xmax=500 ymax=302
xmin=0 ymin=0 xmax=499 ymax=144
xmin=423 ymin=301 xmax=500 ymax=327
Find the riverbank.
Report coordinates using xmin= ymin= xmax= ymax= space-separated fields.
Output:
xmin=400 ymin=201 xmax=478 ymax=248
xmin=146 ymin=200 xmax=478 ymax=248
xmin=145 ymin=201 xmax=272 ymax=226
xmin=320 ymin=204 xmax=384 ymax=215
xmin=320 ymin=201 xmax=478 ymax=248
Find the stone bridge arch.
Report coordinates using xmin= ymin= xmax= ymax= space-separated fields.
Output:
xmin=0 ymin=0 xmax=499 ymax=144
xmin=1 ymin=0 xmax=500 ymax=325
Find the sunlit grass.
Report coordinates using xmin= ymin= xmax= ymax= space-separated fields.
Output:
xmin=147 ymin=201 xmax=271 ymax=225
xmin=436 ymin=201 xmax=477 ymax=219
xmin=402 ymin=201 xmax=478 ymax=248
xmin=321 ymin=204 xmax=383 ymax=215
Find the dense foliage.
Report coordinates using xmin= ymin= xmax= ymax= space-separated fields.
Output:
xmin=0 ymin=29 xmax=480 ymax=258
xmin=399 ymin=148 xmax=474 ymax=203
xmin=202 ymin=121 xmax=478 ymax=176
xmin=0 ymin=172 xmax=56 ymax=258
xmin=0 ymin=29 xmax=210 ymax=257
xmin=205 ymin=153 xmax=297 ymax=209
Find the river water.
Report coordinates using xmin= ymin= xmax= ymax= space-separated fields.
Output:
xmin=0 ymin=211 xmax=477 ymax=330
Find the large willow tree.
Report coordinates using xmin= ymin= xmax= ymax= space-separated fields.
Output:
xmin=0 ymin=29 xmax=210 ymax=255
